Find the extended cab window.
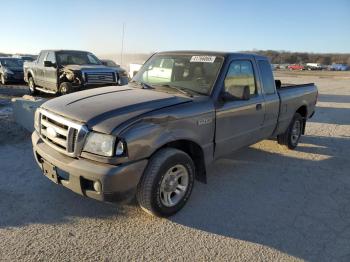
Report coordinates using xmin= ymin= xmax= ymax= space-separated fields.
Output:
xmin=258 ymin=60 xmax=276 ymax=95
xmin=224 ymin=60 xmax=256 ymax=99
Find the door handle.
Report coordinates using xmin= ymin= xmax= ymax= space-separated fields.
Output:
xmin=256 ymin=103 xmax=262 ymax=110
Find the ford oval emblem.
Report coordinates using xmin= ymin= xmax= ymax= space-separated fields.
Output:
xmin=47 ymin=126 xmax=57 ymax=138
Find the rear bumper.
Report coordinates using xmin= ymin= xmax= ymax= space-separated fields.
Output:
xmin=32 ymin=131 xmax=147 ymax=202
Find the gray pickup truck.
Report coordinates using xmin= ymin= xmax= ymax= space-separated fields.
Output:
xmin=24 ymin=50 xmax=128 ymax=96
xmin=32 ymin=51 xmax=317 ymax=217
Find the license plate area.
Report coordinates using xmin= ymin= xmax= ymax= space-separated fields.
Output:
xmin=42 ymin=160 xmax=58 ymax=184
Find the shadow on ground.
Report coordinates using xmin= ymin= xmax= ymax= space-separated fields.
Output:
xmin=171 ymin=135 xmax=350 ymax=261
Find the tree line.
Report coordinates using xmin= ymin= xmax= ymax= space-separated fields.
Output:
xmin=245 ymin=50 xmax=350 ymax=65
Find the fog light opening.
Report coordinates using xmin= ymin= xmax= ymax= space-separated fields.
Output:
xmin=93 ymin=181 xmax=102 ymax=193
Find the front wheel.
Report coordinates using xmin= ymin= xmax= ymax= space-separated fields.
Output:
xmin=59 ymin=82 xmax=74 ymax=96
xmin=277 ymin=113 xmax=303 ymax=149
xmin=137 ymin=148 xmax=195 ymax=217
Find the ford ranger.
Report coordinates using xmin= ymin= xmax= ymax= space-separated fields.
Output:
xmin=24 ymin=50 xmax=128 ymax=96
xmin=32 ymin=51 xmax=318 ymax=217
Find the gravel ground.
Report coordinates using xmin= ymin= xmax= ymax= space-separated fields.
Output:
xmin=0 ymin=72 xmax=350 ymax=261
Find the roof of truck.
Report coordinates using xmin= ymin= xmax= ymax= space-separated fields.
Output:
xmin=157 ymin=50 xmax=268 ymax=60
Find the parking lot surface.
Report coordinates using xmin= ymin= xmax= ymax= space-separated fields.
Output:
xmin=1 ymin=71 xmax=350 ymax=261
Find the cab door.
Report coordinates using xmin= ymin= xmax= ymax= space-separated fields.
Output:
xmin=43 ymin=51 xmax=58 ymax=91
xmin=35 ymin=51 xmax=47 ymax=87
xmin=214 ymin=59 xmax=265 ymax=158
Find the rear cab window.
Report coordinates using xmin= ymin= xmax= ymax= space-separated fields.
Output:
xmin=258 ymin=60 xmax=276 ymax=95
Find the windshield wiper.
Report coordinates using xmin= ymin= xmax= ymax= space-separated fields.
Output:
xmin=154 ymin=84 xmax=194 ymax=97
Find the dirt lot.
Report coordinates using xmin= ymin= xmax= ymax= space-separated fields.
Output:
xmin=0 ymin=71 xmax=350 ymax=261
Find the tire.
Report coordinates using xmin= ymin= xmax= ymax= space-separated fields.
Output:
xmin=59 ymin=82 xmax=74 ymax=96
xmin=137 ymin=148 xmax=195 ymax=217
xmin=28 ymin=77 xmax=38 ymax=95
xmin=0 ymin=74 xmax=6 ymax=85
xmin=277 ymin=113 xmax=303 ymax=150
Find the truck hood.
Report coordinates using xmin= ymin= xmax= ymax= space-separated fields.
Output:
xmin=41 ymin=86 xmax=192 ymax=134
xmin=64 ymin=64 xmax=116 ymax=72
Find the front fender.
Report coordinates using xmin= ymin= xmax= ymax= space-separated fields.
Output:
xmin=120 ymin=118 xmax=212 ymax=163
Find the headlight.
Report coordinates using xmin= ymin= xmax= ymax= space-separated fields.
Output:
xmin=4 ymin=68 xmax=14 ymax=74
xmin=83 ymin=132 xmax=116 ymax=157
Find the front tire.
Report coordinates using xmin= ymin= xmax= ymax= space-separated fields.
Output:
xmin=59 ymin=82 xmax=74 ymax=96
xmin=277 ymin=113 xmax=303 ymax=149
xmin=137 ymin=148 xmax=195 ymax=217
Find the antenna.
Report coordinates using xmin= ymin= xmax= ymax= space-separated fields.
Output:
xmin=120 ymin=23 xmax=125 ymax=66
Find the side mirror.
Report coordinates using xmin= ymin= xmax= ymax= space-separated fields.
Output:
xmin=44 ymin=61 xmax=55 ymax=67
xmin=275 ymin=80 xmax=281 ymax=89
xmin=222 ymin=85 xmax=250 ymax=102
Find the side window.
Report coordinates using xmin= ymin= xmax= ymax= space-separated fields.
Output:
xmin=224 ymin=60 xmax=257 ymax=99
xmin=258 ymin=60 xmax=276 ymax=95
xmin=46 ymin=52 xmax=56 ymax=64
xmin=37 ymin=52 xmax=46 ymax=65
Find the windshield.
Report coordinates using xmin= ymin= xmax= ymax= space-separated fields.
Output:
xmin=56 ymin=52 xmax=102 ymax=66
xmin=0 ymin=58 xmax=23 ymax=68
xmin=133 ymin=54 xmax=224 ymax=95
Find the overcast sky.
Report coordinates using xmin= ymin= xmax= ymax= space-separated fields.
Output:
xmin=2 ymin=0 xmax=350 ymax=55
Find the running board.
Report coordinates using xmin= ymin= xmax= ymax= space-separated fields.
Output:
xmin=36 ymin=87 xmax=56 ymax=94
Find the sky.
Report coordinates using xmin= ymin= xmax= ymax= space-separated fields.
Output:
xmin=1 ymin=0 xmax=349 ymax=56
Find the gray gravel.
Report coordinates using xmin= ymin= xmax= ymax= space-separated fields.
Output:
xmin=1 ymin=72 xmax=350 ymax=261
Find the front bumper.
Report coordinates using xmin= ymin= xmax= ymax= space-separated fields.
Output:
xmin=32 ymin=131 xmax=147 ymax=202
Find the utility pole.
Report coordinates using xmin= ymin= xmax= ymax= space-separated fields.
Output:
xmin=120 ymin=23 xmax=125 ymax=66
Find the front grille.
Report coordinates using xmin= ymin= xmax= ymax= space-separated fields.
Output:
xmin=39 ymin=110 xmax=88 ymax=157
xmin=85 ymin=72 xmax=115 ymax=84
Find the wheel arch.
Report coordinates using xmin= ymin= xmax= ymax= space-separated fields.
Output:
xmin=296 ymin=105 xmax=307 ymax=134
xmin=157 ymin=139 xmax=207 ymax=184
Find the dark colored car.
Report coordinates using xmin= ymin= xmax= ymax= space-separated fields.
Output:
xmin=24 ymin=50 xmax=126 ymax=96
xmin=101 ymin=59 xmax=128 ymax=85
xmin=0 ymin=57 xmax=24 ymax=84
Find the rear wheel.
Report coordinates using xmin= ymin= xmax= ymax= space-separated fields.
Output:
xmin=277 ymin=113 xmax=303 ymax=149
xmin=137 ymin=148 xmax=195 ymax=217
xmin=28 ymin=77 xmax=37 ymax=95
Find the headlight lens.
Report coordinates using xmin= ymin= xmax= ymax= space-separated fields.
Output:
xmin=83 ymin=132 xmax=116 ymax=157
xmin=34 ymin=108 xmax=41 ymax=133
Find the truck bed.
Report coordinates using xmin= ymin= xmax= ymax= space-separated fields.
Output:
xmin=274 ymin=82 xmax=318 ymax=136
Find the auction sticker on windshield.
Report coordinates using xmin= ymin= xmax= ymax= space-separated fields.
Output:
xmin=190 ymin=56 xmax=216 ymax=63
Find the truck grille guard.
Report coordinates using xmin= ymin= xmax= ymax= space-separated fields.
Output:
xmin=37 ymin=109 xmax=88 ymax=158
